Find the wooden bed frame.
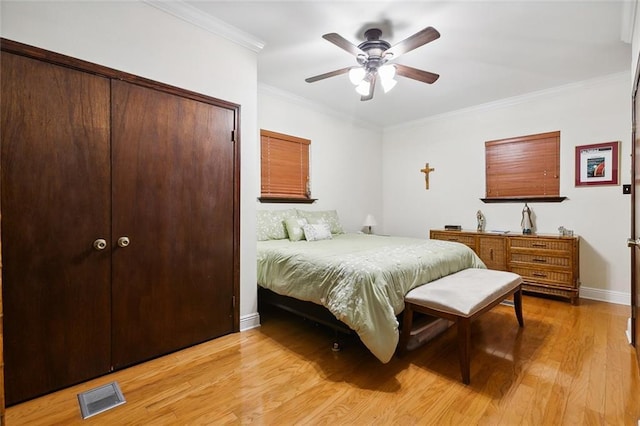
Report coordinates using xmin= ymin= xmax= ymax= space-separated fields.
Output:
xmin=258 ymin=286 xmax=353 ymax=335
xmin=257 ymin=286 xmax=451 ymax=353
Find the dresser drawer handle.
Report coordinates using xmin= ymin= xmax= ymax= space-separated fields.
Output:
xmin=532 ymin=272 xmax=547 ymax=278
xmin=532 ymin=243 xmax=547 ymax=248
xmin=532 ymin=258 xmax=547 ymax=263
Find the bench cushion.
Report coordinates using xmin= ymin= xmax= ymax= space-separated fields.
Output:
xmin=405 ymin=268 xmax=522 ymax=318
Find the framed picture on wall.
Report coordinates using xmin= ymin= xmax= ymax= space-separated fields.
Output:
xmin=575 ymin=141 xmax=619 ymax=186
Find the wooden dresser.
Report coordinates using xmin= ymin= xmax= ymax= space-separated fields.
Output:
xmin=430 ymin=230 xmax=580 ymax=304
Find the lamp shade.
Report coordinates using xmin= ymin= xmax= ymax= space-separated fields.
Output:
xmin=378 ymin=65 xmax=397 ymax=93
xmin=362 ymin=214 xmax=377 ymax=227
xmin=349 ymin=67 xmax=366 ymax=85
xmin=378 ymin=64 xmax=396 ymax=80
xmin=355 ymin=79 xmax=370 ymax=96
xmin=380 ymin=77 xmax=397 ymax=93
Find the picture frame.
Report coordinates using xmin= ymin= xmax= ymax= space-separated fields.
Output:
xmin=575 ymin=141 xmax=619 ymax=186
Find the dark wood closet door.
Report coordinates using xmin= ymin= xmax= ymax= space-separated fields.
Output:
xmin=1 ymin=52 xmax=112 ymax=405
xmin=110 ymin=80 xmax=235 ymax=368
xmin=633 ymin=59 xmax=640 ymax=368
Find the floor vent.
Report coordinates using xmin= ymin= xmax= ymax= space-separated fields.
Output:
xmin=77 ymin=381 xmax=126 ymax=419
xmin=500 ymin=299 xmax=515 ymax=307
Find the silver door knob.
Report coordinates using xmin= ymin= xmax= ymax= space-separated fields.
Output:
xmin=117 ymin=236 xmax=130 ymax=248
xmin=627 ymin=238 xmax=640 ymax=247
xmin=93 ymin=239 xmax=107 ymax=250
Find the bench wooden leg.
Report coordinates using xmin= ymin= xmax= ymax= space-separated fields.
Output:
xmin=398 ymin=303 xmax=414 ymax=356
xmin=514 ymin=287 xmax=524 ymax=327
xmin=457 ymin=318 xmax=471 ymax=385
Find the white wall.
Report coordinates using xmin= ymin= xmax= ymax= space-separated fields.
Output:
xmin=0 ymin=1 xmax=261 ymax=325
xmin=382 ymin=73 xmax=631 ymax=303
xmin=631 ymin=1 xmax=640 ymax=81
xmin=258 ymin=86 xmax=383 ymax=233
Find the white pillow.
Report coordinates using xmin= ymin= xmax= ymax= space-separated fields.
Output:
xmin=303 ymin=223 xmax=332 ymax=241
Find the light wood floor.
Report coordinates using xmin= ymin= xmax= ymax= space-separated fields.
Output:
xmin=6 ymin=295 xmax=640 ymax=425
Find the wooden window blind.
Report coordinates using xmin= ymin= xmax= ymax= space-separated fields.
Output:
xmin=260 ymin=129 xmax=311 ymax=202
xmin=485 ymin=131 xmax=560 ymax=199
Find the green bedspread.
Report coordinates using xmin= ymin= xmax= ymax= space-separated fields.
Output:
xmin=257 ymin=233 xmax=486 ymax=363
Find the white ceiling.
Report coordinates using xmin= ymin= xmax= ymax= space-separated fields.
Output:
xmin=180 ymin=1 xmax=631 ymax=128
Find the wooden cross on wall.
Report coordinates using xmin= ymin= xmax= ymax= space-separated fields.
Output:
xmin=420 ymin=163 xmax=435 ymax=189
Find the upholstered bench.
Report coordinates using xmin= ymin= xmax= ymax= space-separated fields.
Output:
xmin=398 ymin=268 xmax=524 ymax=384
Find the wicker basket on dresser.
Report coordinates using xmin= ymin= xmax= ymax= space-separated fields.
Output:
xmin=430 ymin=230 xmax=580 ymax=304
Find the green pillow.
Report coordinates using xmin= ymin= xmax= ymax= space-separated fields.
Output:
xmin=284 ymin=217 xmax=308 ymax=241
xmin=257 ymin=209 xmax=297 ymax=240
xmin=296 ymin=209 xmax=344 ymax=234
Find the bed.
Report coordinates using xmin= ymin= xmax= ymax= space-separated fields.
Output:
xmin=256 ymin=209 xmax=485 ymax=363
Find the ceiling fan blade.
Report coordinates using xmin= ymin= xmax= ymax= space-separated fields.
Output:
xmin=305 ymin=67 xmax=353 ymax=83
xmin=384 ymin=27 xmax=440 ymax=58
xmin=360 ymin=76 xmax=376 ymax=101
xmin=395 ymin=64 xmax=440 ymax=84
xmin=323 ymin=33 xmax=366 ymax=56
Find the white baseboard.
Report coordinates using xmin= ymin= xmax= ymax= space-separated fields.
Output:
xmin=579 ymin=286 xmax=630 ymax=306
xmin=240 ymin=312 xmax=261 ymax=331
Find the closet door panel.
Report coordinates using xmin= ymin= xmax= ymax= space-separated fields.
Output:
xmin=111 ymin=80 xmax=235 ymax=368
xmin=1 ymin=52 xmax=112 ymax=405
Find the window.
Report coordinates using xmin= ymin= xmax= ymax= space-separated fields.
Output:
xmin=484 ymin=131 xmax=564 ymax=202
xmin=259 ymin=129 xmax=314 ymax=203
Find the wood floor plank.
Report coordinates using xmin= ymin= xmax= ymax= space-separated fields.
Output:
xmin=5 ymin=295 xmax=640 ymax=425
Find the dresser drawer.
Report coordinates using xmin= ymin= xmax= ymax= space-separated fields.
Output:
xmin=509 ymin=266 xmax=573 ymax=287
xmin=509 ymin=237 xmax=572 ymax=252
xmin=430 ymin=232 xmax=476 ymax=249
xmin=510 ymin=252 xmax=570 ymax=268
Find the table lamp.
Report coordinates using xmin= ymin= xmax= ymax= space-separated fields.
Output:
xmin=363 ymin=214 xmax=377 ymax=234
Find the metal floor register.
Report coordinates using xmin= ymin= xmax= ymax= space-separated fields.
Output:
xmin=77 ymin=381 xmax=126 ymax=419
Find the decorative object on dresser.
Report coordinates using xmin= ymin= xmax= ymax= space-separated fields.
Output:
xmin=476 ymin=210 xmax=485 ymax=232
xmin=558 ymin=226 xmax=574 ymax=237
xmin=430 ymin=229 xmax=580 ymax=304
xmin=521 ymin=203 xmax=534 ymax=234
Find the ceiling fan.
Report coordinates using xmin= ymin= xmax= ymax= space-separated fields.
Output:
xmin=305 ymin=26 xmax=440 ymax=101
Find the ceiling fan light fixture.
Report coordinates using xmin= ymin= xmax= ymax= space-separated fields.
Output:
xmin=349 ymin=67 xmax=366 ymax=85
xmin=306 ymin=26 xmax=440 ymax=100
xmin=378 ymin=64 xmax=396 ymax=80
xmin=381 ymin=77 xmax=397 ymax=93
xmin=355 ymin=79 xmax=370 ymax=96
xmin=378 ymin=64 xmax=397 ymax=93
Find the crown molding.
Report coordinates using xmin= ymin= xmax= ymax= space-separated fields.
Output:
xmin=258 ymin=83 xmax=381 ymax=132
xmin=620 ymin=0 xmax=636 ymax=44
xmin=387 ymin=71 xmax=630 ymax=132
xmin=143 ymin=0 xmax=265 ymax=53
